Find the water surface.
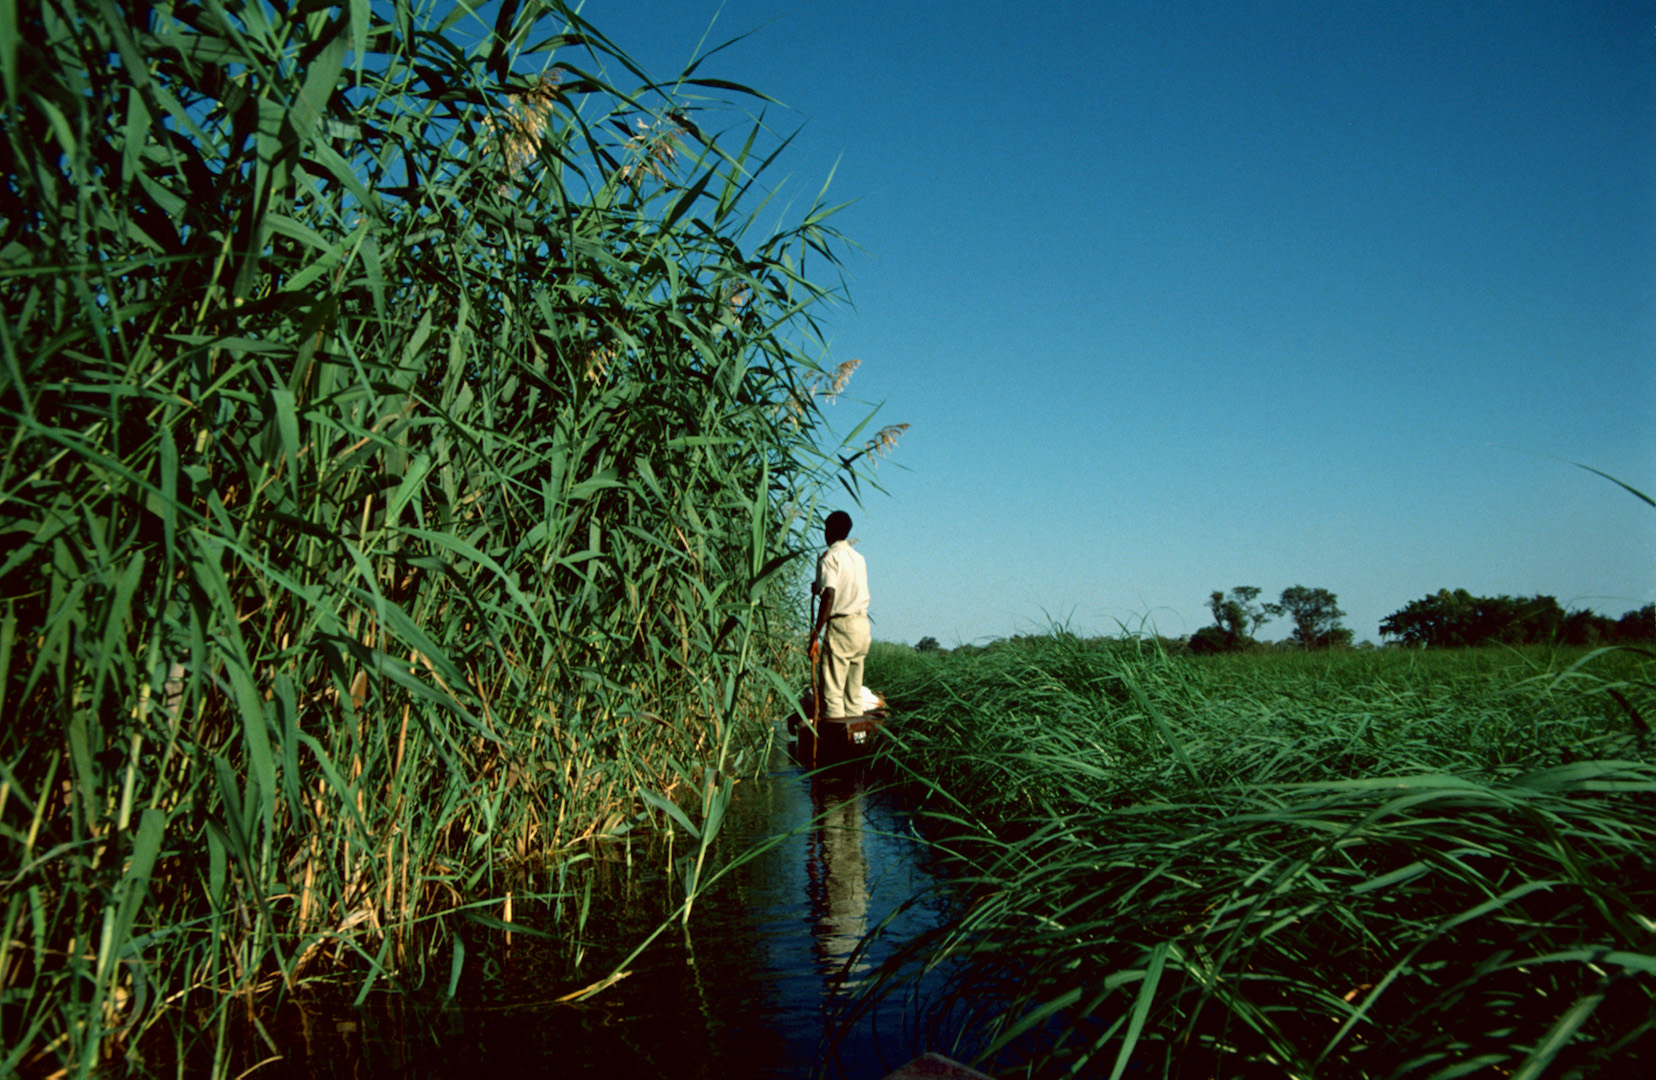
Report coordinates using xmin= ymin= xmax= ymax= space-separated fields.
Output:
xmin=263 ymin=739 xmax=958 ymax=1078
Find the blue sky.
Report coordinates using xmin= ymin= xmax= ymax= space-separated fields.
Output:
xmin=575 ymin=0 xmax=1653 ymax=645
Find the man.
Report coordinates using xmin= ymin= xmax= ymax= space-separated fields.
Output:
xmin=807 ymin=511 xmax=871 ymax=718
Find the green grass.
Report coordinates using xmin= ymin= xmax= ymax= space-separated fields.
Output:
xmin=0 ymin=2 xmax=885 ymax=1073
xmin=852 ymin=636 xmax=1655 ymax=1078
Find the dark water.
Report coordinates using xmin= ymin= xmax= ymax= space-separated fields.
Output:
xmin=259 ymin=735 xmax=961 ymax=1079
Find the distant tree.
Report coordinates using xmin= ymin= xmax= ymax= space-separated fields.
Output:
xmin=915 ymin=636 xmax=942 ymax=653
xmin=1616 ymin=604 xmax=1655 ymax=642
xmin=1557 ymin=602 xmax=1653 ymax=645
xmin=1205 ymin=586 xmax=1281 ymax=651
xmin=1382 ymin=589 xmax=1588 ymax=648
xmin=1380 ymin=589 xmax=1469 ymax=647
xmin=1278 ymin=585 xmax=1347 ymax=649
xmin=1519 ymin=596 xmax=1566 ymax=642
xmin=1242 ymin=587 xmax=1285 ymax=639
xmin=1188 ymin=624 xmax=1237 ymax=654
xmin=1562 ymin=608 xmax=1615 ymax=646
xmin=1208 ymin=590 xmax=1245 ymax=640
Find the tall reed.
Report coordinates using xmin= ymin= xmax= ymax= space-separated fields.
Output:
xmin=0 ymin=1 xmax=886 ymax=1073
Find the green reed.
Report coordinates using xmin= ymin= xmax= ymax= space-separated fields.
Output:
xmin=0 ymin=1 xmax=885 ymax=1073
xmin=854 ymin=636 xmax=1654 ymax=1078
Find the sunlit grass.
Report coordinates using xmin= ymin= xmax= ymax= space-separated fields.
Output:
xmin=0 ymin=1 xmax=886 ymax=1073
xmin=853 ymin=636 xmax=1655 ymax=1077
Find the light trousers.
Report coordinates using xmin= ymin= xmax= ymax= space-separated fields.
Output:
xmin=821 ymin=614 xmax=871 ymax=718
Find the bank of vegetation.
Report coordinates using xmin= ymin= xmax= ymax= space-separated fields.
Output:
xmin=1185 ymin=585 xmax=1654 ymax=656
xmin=0 ymin=2 xmax=887 ymax=1074
xmin=855 ymin=636 xmax=1655 ymax=1077
xmin=1381 ymin=594 xmax=1655 ymax=650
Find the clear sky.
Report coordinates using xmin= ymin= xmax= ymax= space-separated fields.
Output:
xmin=580 ymin=0 xmax=1654 ymax=646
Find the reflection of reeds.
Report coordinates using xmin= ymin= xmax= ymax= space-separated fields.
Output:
xmin=1 ymin=0 xmax=890 ymax=1071
xmin=853 ymin=637 xmax=1656 ymax=1078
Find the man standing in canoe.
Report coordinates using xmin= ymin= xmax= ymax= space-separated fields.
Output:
xmin=808 ymin=511 xmax=871 ymax=719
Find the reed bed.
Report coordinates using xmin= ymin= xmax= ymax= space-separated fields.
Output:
xmin=854 ymin=637 xmax=1655 ymax=1078
xmin=0 ymin=2 xmax=883 ymax=1074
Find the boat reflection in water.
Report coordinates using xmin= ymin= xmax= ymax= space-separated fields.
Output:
xmin=806 ymin=772 xmax=872 ymax=980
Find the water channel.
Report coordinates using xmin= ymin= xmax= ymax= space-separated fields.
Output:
xmin=256 ymin=733 xmax=966 ymax=1079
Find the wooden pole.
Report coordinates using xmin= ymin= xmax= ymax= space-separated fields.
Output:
xmin=810 ymin=646 xmax=820 ymax=769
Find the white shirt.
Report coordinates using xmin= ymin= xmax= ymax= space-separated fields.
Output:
xmin=814 ymin=540 xmax=869 ymax=617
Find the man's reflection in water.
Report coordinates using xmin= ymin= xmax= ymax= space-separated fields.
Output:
xmin=805 ymin=773 xmax=871 ymax=980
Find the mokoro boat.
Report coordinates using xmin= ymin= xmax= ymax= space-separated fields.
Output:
xmin=790 ymin=687 xmax=888 ymax=765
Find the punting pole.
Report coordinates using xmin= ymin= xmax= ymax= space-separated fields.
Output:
xmin=809 ymin=644 xmax=820 ymax=769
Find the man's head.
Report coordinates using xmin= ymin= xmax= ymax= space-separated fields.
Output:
xmin=824 ymin=510 xmax=852 ymax=544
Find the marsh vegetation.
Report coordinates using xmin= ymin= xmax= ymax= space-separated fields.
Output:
xmin=4 ymin=4 xmax=1648 ymax=1079
xmin=0 ymin=1 xmax=898 ymax=1073
xmin=852 ymin=636 xmax=1654 ymax=1078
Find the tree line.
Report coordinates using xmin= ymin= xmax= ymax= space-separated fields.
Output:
xmin=911 ymin=587 xmax=1655 ymax=654
xmin=1192 ymin=585 xmax=1654 ymax=653
xmin=1379 ymin=590 xmax=1655 ymax=648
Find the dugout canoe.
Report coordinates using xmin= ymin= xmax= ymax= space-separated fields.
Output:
xmin=790 ymin=688 xmax=888 ymax=765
